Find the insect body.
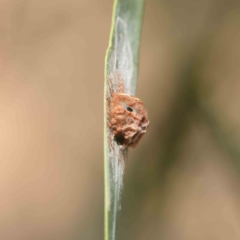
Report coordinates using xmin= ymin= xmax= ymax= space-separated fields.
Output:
xmin=108 ymin=92 xmax=149 ymax=148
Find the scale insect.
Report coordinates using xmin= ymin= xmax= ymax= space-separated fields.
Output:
xmin=107 ymin=78 xmax=149 ymax=148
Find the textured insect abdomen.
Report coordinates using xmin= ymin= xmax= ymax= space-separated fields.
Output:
xmin=108 ymin=92 xmax=149 ymax=148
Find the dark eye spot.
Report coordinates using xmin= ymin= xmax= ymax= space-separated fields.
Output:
xmin=127 ymin=106 xmax=133 ymax=112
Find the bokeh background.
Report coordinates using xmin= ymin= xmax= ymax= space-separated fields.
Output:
xmin=0 ymin=0 xmax=240 ymax=239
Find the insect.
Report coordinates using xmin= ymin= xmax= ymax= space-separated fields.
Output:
xmin=108 ymin=80 xmax=149 ymax=148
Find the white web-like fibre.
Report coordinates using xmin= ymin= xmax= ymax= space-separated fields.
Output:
xmin=108 ymin=17 xmax=133 ymax=95
xmin=106 ymin=17 xmax=133 ymax=240
xmin=107 ymin=141 xmax=127 ymax=240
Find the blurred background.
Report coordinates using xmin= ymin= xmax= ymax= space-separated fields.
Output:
xmin=0 ymin=0 xmax=240 ymax=239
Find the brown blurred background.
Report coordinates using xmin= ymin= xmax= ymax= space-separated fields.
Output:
xmin=0 ymin=0 xmax=240 ymax=239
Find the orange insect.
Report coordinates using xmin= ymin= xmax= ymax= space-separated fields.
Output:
xmin=107 ymin=79 xmax=149 ymax=148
